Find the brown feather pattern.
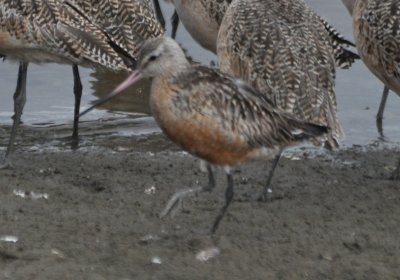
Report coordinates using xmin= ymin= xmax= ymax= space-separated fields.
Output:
xmin=0 ymin=0 xmax=163 ymax=69
xmin=217 ymin=0 xmax=345 ymax=149
xmin=353 ymin=0 xmax=400 ymax=95
xmin=158 ymin=64 xmax=328 ymax=154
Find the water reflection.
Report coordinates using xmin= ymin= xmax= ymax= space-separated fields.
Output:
xmin=90 ymin=70 xmax=152 ymax=115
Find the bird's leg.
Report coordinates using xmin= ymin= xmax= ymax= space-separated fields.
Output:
xmin=1 ymin=62 xmax=28 ymax=169
xmin=160 ymin=163 xmax=215 ymax=218
xmin=171 ymin=10 xmax=180 ymax=39
xmin=152 ymin=0 xmax=166 ymax=29
xmin=71 ymin=64 xmax=82 ymax=150
xmin=393 ymin=156 xmax=400 ymax=180
xmin=211 ymin=168 xmax=234 ymax=234
xmin=376 ymin=85 xmax=389 ymax=138
xmin=258 ymin=150 xmax=282 ymax=202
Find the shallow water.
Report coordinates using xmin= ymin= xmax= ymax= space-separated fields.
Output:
xmin=0 ymin=1 xmax=399 ymax=148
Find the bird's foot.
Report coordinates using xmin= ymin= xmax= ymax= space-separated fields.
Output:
xmin=70 ymin=136 xmax=80 ymax=150
xmin=0 ymin=158 xmax=13 ymax=170
xmin=159 ymin=186 xmax=204 ymax=218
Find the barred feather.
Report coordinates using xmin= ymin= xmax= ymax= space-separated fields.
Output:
xmin=170 ymin=65 xmax=328 ymax=149
xmin=0 ymin=0 xmax=163 ymax=69
xmin=353 ymin=0 xmax=400 ymax=96
xmin=217 ymin=0 xmax=345 ymax=149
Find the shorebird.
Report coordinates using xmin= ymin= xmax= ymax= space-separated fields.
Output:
xmin=216 ymin=0 xmax=361 ymax=199
xmin=349 ymin=0 xmax=400 ymax=179
xmin=0 ymin=0 xmax=163 ymax=168
xmin=341 ymin=0 xmax=391 ymax=137
xmin=80 ymin=37 xmax=329 ymax=233
xmin=163 ymin=0 xmax=233 ymax=52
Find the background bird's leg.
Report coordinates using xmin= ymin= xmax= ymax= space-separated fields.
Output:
xmin=160 ymin=163 xmax=216 ymax=218
xmin=258 ymin=150 xmax=283 ymax=201
xmin=211 ymin=167 xmax=234 ymax=234
xmin=152 ymin=0 xmax=166 ymax=29
xmin=376 ymin=85 xmax=389 ymax=138
xmin=1 ymin=62 xmax=28 ymax=169
xmin=71 ymin=64 xmax=82 ymax=149
xmin=171 ymin=10 xmax=180 ymax=39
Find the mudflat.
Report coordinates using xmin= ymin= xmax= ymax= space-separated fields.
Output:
xmin=0 ymin=127 xmax=399 ymax=279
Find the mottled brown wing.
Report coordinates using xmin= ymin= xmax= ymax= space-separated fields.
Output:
xmin=316 ymin=15 xmax=360 ymax=69
xmin=170 ymin=65 xmax=328 ymax=149
xmin=357 ymin=0 xmax=400 ymax=87
xmin=0 ymin=1 xmax=128 ymax=69
xmin=217 ymin=0 xmax=343 ymax=149
xmin=70 ymin=0 xmax=164 ymax=59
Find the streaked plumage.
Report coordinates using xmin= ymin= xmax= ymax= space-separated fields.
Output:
xmin=81 ymin=37 xmax=329 ymax=232
xmin=0 ymin=0 xmax=163 ymax=167
xmin=168 ymin=0 xmax=358 ymax=68
xmin=217 ymin=0 xmax=350 ymax=149
xmin=352 ymin=0 xmax=400 ymax=179
xmin=1 ymin=1 xmax=126 ymax=68
xmin=70 ymin=0 xmax=164 ymax=59
xmin=151 ymin=60 xmax=326 ymax=167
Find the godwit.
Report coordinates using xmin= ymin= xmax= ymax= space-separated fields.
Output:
xmin=0 ymin=0 xmax=163 ymax=168
xmin=164 ymin=0 xmax=233 ymax=52
xmin=216 ymin=0 xmax=360 ymax=199
xmin=350 ymin=0 xmax=400 ymax=179
xmin=341 ymin=0 xmax=391 ymax=137
xmin=80 ymin=37 xmax=329 ymax=233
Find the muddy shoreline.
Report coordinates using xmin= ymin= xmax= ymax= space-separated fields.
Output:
xmin=0 ymin=128 xmax=399 ymax=279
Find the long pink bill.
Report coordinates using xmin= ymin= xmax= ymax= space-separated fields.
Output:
xmin=79 ymin=70 xmax=143 ymax=118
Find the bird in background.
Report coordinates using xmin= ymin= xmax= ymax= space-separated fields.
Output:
xmin=164 ymin=0 xmax=233 ymax=51
xmin=345 ymin=0 xmax=400 ymax=179
xmin=0 ymin=0 xmax=163 ymax=168
xmin=80 ymin=37 xmax=329 ymax=233
xmin=340 ymin=0 xmax=392 ymax=138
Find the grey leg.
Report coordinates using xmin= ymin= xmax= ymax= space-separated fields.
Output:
xmin=160 ymin=163 xmax=216 ymax=218
xmin=258 ymin=151 xmax=283 ymax=201
xmin=376 ymin=85 xmax=389 ymax=138
xmin=71 ymin=64 xmax=82 ymax=149
xmin=171 ymin=10 xmax=180 ymax=39
xmin=152 ymin=0 xmax=165 ymax=28
xmin=1 ymin=62 xmax=28 ymax=169
xmin=211 ymin=168 xmax=234 ymax=234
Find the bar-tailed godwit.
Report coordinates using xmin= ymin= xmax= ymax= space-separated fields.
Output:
xmin=80 ymin=37 xmax=329 ymax=233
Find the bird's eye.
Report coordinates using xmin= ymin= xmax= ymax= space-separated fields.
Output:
xmin=148 ymin=55 xmax=158 ymax=61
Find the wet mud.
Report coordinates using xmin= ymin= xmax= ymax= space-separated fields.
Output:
xmin=0 ymin=126 xmax=399 ymax=279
